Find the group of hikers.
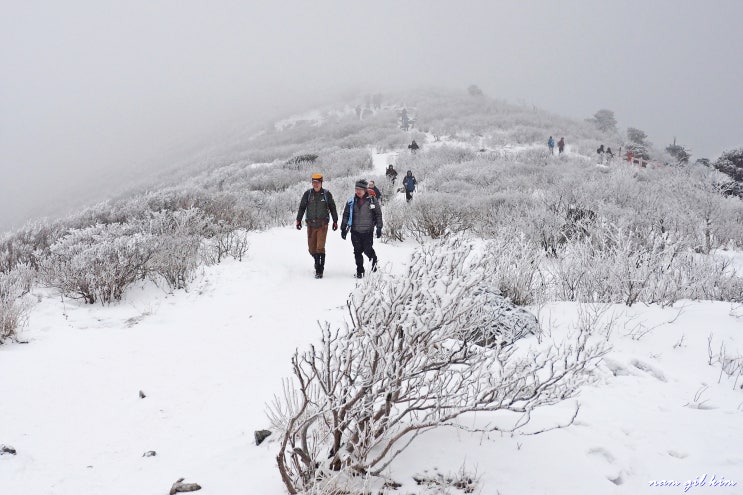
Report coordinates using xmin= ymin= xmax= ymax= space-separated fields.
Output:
xmin=547 ymin=136 xmax=565 ymax=155
xmin=547 ymin=137 xmax=621 ymax=165
xmin=295 ymin=168 xmax=417 ymax=279
xmin=386 ymin=164 xmax=417 ymax=202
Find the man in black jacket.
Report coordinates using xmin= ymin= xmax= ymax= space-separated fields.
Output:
xmin=296 ymin=173 xmax=338 ymax=278
xmin=341 ymin=179 xmax=383 ymax=278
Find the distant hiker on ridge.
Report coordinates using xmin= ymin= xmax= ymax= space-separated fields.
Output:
xmin=557 ymin=137 xmax=565 ymax=154
xmin=296 ymin=173 xmax=338 ymax=279
xmin=548 ymin=136 xmax=555 ymax=155
xmin=368 ymin=180 xmax=382 ymax=203
xmin=386 ymin=164 xmax=398 ymax=184
xmin=606 ymin=147 xmax=614 ymax=163
xmin=408 ymin=140 xmax=419 ymax=153
xmin=597 ymin=144 xmax=605 ymax=163
xmin=341 ymin=179 xmax=383 ymax=279
xmin=403 ymin=170 xmax=417 ymax=202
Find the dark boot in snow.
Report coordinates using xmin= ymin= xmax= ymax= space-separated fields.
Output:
xmin=316 ymin=254 xmax=325 ymax=278
xmin=354 ymin=269 xmax=365 ymax=279
xmin=313 ymin=254 xmax=321 ymax=278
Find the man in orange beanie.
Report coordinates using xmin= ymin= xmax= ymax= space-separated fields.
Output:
xmin=296 ymin=173 xmax=339 ymax=278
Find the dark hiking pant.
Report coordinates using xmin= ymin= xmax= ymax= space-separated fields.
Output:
xmin=350 ymin=230 xmax=377 ymax=275
xmin=405 ymin=190 xmax=414 ymax=202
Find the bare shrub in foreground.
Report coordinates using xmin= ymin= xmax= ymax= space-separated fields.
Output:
xmin=269 ymin=237 xmax=607 ymax=494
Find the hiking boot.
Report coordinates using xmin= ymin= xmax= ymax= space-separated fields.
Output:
xmin=313 ymin=253 xmax=322 ymax=277
xmin=315 ymin=272 xmax=323 ymax=279
xmin=354 ymin=270 xmax=365 ymax=279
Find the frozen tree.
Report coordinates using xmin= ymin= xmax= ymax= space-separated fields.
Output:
xmin=269 ymin=237 xmax=608 ymax=493
xmin=714 ymin=148 xmax=743 ymax=182
xmin=626 ymin=126 xmax=651 ymax=159
xmin=589 ymin=109 xmax=617 ymax=133
xmin=467 ymin=84 xmax=484 ymax=97
xmin=666 ymin=140 xmax=691 ymax=164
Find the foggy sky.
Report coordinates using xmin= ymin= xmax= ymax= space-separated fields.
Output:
xmin=2 ymin=0 xmax=742 ymax=233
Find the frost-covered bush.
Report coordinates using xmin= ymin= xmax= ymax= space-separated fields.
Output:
xmin=407 ymin=193 xmax=476 ymax=241
xmin=0 ymin=219 xmax=61 ymax=272
xmin=0 ymin=264 xmax=34 ymax=343
xmin=253 ymin=189 xmax=297 ymax=228
xmin=546 ymin=229 xmax=743 ymax=306
xmin=484 ymin=232 xmax=546 ymax=305
xmin=243 ymin=167 xmax=306 ymax=192
xmin=379 ymin=199 xmax=408 ymax=242
xmin=40 ymin=223 xmax=155 ymax=304
xmin=202 ymin=226 xmax=251 ymax=264
xmin=269 ymin=237 xmax=607 ymax=494
xmin=319 ymin=148 xmax=374 ymax=177
xmin=461 ymin=283 xmax=540 ymax=347
xmin=144 ymin=209 xmax=208 ymax=290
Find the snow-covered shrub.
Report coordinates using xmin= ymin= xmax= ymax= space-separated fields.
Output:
xmin=0 ymin=219 xmax=61 ymax=272
xmin=461 ymin=283 xmax=540 ymax=348
xmin=546 ymin=228 xmax=743 ymax=306
xmin=145 ymin=209 xmax=208 ymax=290
xmin=521 ymin=205 xmax=566 ymax=256
xmin=407 ymin=193 xmax=475 ymax=241
xmin=320 ymin=148 xmax=374 ymax=177
xmin=0 ymin=264 xmax=33 ymax=343
xmin=484 ymin=231 xmax=546 ymax=306
xmin=379 ymin=199 xmax=408 ymax=242
xmin=202 ymin=225 xmax=251 ymax=264
xmin=243 ymin=167 xmax=306 ymax=192
xmin=40 ymin=223 xmax=155 ymax=304
xmin=255 ymin=190 xmax=297 ymax=228
xmin=269 ymin=237 xmax=607 ymax=493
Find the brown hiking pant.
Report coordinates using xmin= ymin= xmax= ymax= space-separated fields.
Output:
xmin=307 ymin=224 xmax=329 ymax=255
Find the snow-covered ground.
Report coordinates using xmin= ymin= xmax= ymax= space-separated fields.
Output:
xmin=1 ymin=221 xmax=742 ymax=494
xmin=1 ymin=141 xmax=742 ymax=495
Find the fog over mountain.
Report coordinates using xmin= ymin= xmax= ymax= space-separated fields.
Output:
xmin=2 ymin=0 xmax=742 ymax=233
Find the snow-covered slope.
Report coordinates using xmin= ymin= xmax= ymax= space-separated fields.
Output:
xmin=1 ymin=111 xmax=741 ymax=494
xmin=1 ymin=220 xmax=742 ymax=494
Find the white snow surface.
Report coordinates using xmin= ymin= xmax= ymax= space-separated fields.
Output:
xmin=1 ymin=147 xmax=742 ymax=494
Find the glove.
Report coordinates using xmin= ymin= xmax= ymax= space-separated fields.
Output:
xmin=376 ymin=228 xmax=382 ymax=239
xmin=295 ymin=221 xmax=302 ymax=230
xmin=341 ymin=230 xmax=347 ymax=240
xmin=332 ymin=222 xmax=338 ymax=231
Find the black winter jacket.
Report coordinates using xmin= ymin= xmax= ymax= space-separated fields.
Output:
xmin=296 ymin=188 xmax=338 ymax=228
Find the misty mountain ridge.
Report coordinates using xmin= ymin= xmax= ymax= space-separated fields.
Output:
xmin=2 ymin=86 xmax=708 ymax=237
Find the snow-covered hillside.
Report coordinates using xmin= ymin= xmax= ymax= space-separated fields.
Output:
xmin=2 ymin=93 xmax=743 ymax=495
xmin=1 ymin=223 xmax=742 ymax=494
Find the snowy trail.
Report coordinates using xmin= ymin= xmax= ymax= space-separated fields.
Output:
xmin=0 ymin=227 xmax=415 ymax=495
xmin=371 ymin=147 xmax=399 ymax=174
